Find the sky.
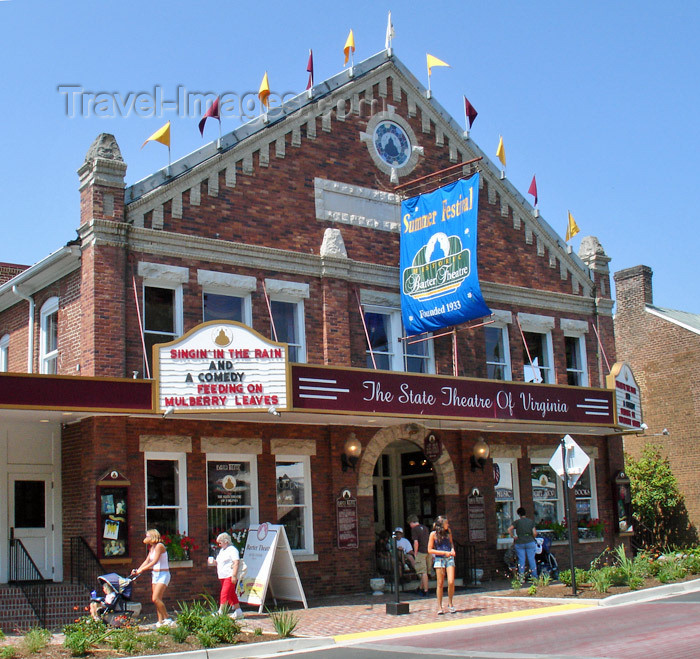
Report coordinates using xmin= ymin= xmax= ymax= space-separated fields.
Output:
xmin=1 ymin=1 xmax=698 ymax=313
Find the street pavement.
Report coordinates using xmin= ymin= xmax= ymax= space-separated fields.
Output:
xmin=234 ymin=578 xmax=700 ymax=659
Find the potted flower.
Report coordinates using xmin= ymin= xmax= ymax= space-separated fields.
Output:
xmin=162 ymin=532 xmax=198 ymax=561
xmin=537 ymin=519 xmax=568 ymax=541
xmin=579 ymin=518 xmax=605 ymax=539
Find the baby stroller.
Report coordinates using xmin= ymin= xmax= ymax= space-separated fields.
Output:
xmin=504 ymin=536 xmax=559 ymax=579
xmin=535 ymin=536 xmax=559 ymax=579
xmin=90 ymin=572 xmax=142 ymax=626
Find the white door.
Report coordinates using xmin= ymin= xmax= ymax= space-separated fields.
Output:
xmin=9 ymin=474 xmax=54 ymax=579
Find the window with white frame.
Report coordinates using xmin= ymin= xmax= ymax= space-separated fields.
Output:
xmin=364 ymin=305 xmax=434 ymax=374
xmin=198 ymin=270 xmax=254 ymax=326
xmin=275 ymin=455 xmax=313 ymax=553
xmin=0 ymin=334 xmax=9 ymax=372
xmin=207 ymin=455 xmax=258 ymax=550
xmin=561 ymin=320 xmax=589 ymax=387
xmin=139 ymin=263 xmax=187 ymax=377
xmin=531 ymin=460 xmax=563 ymax=527
xmin=145 ymin=452 xmax=188 ymax=537
xmin=519 ymin=314 xmax=555 ymax=384
xmin=266 ymin=279 xmax=308 ymax=363
xmin=494 ymin=458 xmax=519 ymax=541
xmin=39 ymin=297 xmax=59 ymax=374
xmin=485 ymin=310 xmax=512 ymax=381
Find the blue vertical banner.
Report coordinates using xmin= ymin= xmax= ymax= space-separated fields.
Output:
xmin=400 ymin=174 xmax=491 ymax=334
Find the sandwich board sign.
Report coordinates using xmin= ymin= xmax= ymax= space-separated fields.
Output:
xmin=236 ymin=523 xmax=307 ymax=613
xmin=548 ymin=434 xmax=589 ymax=488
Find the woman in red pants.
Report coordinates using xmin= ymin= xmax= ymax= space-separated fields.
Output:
xmin=209 ymin=532 xmax=244 ymax=619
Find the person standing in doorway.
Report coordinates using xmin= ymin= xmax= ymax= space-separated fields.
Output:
xmin=131 ymin=529 xmax=173 ymax=627
xmin=427 ymin=515 xmax=456 ymax=614
xmin=508 ymin=507 xmax=538 ymax=580
xmin=408 ymin=515 xmax=431 ymax=597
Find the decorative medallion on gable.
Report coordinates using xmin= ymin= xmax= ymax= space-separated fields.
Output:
xmin=360 ymin=106 xmax=423 ymax=183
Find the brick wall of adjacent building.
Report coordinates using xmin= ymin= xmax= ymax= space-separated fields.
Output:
xmin=614 ymin=265 xmax=700 ymax=532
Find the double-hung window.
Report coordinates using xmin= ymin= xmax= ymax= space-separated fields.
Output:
xmin=494 ymin=457 xmax=520 ymax=542
xmin=275 ymin=455 xmax=313 ymax=553
xmin=485 ymin=311 xmax=512 ymax=380
xmin=198 ymin=270 xmax=255 ymax=326
xmin=265 ymin=279 xmax=308 ymax=363
xmin=363 ymin=297 xmax=434 ymax=374
xmin=530 ymin=460 xmax=563 ymax=527
xmin=145 ymin=452 xmax=187 ymax=537
xmin=518 ymin=314 xmax=555 ymax=384
xmin=561 ymin=319 xmax=589 ymax=387
xmin=206 ymin=454 xmax=258 ymax=547
xmin=0 ymin=334 xmax=9 ymax=372
xmin=139 ymin=262 xmax=188 ymax=377
xmin=39 ymin=297 xmax=59 ymax=374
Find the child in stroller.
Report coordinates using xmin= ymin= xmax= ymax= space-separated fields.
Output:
xmin=504 ymin=536 xmax=559 ymax=579
xmin=90 ymin=573 xmax=141 ymax=625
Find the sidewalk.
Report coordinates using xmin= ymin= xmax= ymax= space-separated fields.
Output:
xmin=238 ymin=582 xmax=586 ymax=639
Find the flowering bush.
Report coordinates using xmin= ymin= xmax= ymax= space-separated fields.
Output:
xmin=162 ymin=532 xmax=198 ymax=561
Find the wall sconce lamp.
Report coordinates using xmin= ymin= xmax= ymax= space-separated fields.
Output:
xmin=341 ymin=433 xmax=362 ymax=472
xmin=470 ymin=438 xmax=490 ymax=472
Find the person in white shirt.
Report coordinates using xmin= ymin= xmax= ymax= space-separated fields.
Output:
xmin=209 ymin=532 xmax=244 ymax=620
xmin=393 ymin=527 xmax=416 ymax=571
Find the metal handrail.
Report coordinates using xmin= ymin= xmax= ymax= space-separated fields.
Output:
xmin=9 ymin=537 xmax=47 ymax=628
xmin=70 ymin=536 xmax=105 ymax=591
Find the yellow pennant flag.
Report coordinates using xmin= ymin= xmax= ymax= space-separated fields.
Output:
xmin=496 ymin=135 xmax=506 ymax=167
xmin=426 ymin=53 xmax=449 ymax=76
xmin=344 ymin=29 xmax=355 ymax=65
xmin=566 ymin=211 xmax=580 ymax=241
xmin=141 ymin=121 xmax=170 ymax=149
xmin=258 ymin=72 xmax=270 ymax=109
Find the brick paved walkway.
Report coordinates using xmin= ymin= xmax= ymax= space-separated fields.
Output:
xmin=238 ymin=585 xmax=569 ymax=638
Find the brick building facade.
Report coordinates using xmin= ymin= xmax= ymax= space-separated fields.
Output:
xmin=614 ymin=265 xmax=700 ymax=534
xmin=0 ymin=52 xmax=630 ymax=607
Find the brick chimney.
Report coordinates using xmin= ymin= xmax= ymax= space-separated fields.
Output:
xmin=614 ymin=265 xmax=653 ymax=315
xmin=77 ymin=133 xmax=127 ymax=226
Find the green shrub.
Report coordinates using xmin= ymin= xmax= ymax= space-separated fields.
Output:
xmin=559 ymin=568 xmax=588 ymax=587
xmin=64 ymin=631 xmax=92 ymax=657
xmin=510 ymin=572 xmax=524 ymax=590
xmin=527 ymin=583 xmax=537 ymax=596
xmin=536 ymin=572 xmax=552 ymax=588
xmin=267 ymin=608 xmax=300 ymax=638
xmin=23 ymin=628 xmax=51 ymax=654
xmin=196 ymin=630 xmax=216 ymax=648
xmin=658 ymin=559 xmax=687 ymax=583
xmin=0 ymin=630 xmax=5 ymax=640
xmin=175 ymin=599 xmax=209 ymax=633
xmin=0 ymin=647 xmax=18 ymax=659
xmin=171 ymin=624 xmax=190 ymax=644
xmin=682 ymin=553 xmax=700 ymax=574
xmin=253 ymin=627 xmax=263 ymax=636
xmin=201 ymin=613 xmax=241 ymax=644
xmin=140 ymin=633 xmax=162 ymax=651
xmin=589 ymin=567 xmax=613 ymax=593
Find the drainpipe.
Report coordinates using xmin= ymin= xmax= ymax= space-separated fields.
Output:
xmin=12 ymin=286 xmax=34 ymax=372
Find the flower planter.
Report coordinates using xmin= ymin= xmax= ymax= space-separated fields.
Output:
xmin=170 ymin=560 xmax=193 ymax=568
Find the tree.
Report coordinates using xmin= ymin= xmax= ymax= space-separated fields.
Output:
xmin=625 ymin=444 xmax=697 ymax=548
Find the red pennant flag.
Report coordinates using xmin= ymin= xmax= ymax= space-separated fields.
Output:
xmin=528 ymin=175 xmax=538 ymax=206
xmin=306 ymin=49 xmax=314 ymax=90
xmin=464 ymin=96 xmax=478 ymax=129
xmin=198 ymin=97 xmax=220 ymax=137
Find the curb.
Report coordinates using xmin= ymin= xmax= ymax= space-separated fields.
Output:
xmin=145 ymin=637 xmax=335 ymax=659
xmin=599 ymin=576 xmax=700 ymax=607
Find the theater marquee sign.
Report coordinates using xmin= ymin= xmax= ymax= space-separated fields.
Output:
xmin=291 ymin=364 xmax=616 ymax=425
xmin=154 ymin=321 xmax=288 ymax=414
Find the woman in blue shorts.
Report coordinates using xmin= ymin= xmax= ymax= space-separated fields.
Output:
xmin=132 ymin=529 xmax=173 ymax=627
xmin=428 ymin=516 xmax=456 ymax=615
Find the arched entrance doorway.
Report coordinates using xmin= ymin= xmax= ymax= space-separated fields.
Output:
xmin=357 ymin=423 xmax=459 ymax=535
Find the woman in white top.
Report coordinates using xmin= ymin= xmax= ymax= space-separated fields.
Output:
xmin=208 ymin=532 xmax=244 ymax=619
xmin=132 ymin=529 xmax=172 ymax=627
